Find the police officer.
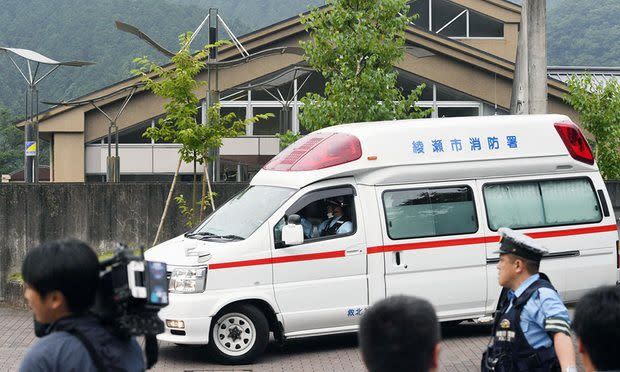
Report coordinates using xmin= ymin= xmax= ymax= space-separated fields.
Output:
xmin=316 ymin=197 xmax=353 ymax=237
xmin=482 ymin=228 xmax=577 ymax=372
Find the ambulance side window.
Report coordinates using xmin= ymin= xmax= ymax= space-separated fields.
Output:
xmin=382 ymin=186 xmax=478 ymax=240
xmin=483 ymin=177 xmax=602 ymax=230
xmin=274 ymin=187 xmax=357 ymax=248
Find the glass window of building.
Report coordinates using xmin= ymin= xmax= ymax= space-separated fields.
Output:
xmin=220 ymin=107 xmax=247 ymax=132
xmin=408 ymin=0 xmax=430 ymax=30
xmin=102 ymin=121 xmax=152 ymax=144
xmin=469 ymin=10 xmax=503 ymax=37
xmin=407 ymin=0 xmax=504 ymax=38
xmin=253 ymin=107 xmax=282 ymax=135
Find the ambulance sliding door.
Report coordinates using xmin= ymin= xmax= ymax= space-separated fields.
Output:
xmin=378 ymin=181 xmax=487 ymax=320
xmin=481 ymin=174 xmax=612 ymax=310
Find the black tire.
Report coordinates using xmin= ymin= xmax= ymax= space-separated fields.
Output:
xmin=442 ymin=320 xmax=463 ymax=328
xmin=207 ymin=303 xmax=270 ymax=365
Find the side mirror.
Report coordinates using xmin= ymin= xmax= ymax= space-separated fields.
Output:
xmin=282 ymin=214 xmax=304 ymax=246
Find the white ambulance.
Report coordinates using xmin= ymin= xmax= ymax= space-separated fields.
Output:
xmin=145 ymin=114 xmax=619 ymax=364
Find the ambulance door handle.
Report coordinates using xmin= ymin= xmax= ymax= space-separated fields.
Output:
xmin=394 ymin=251 xmax=408 ymax=269
xmin=345 ymin=244 xmax=365 ymax=256
xmin=346 ymin=248 xmax=363 ymax=256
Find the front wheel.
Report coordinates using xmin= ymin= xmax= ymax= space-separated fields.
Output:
xmin=207 ymin=304 xmax=269 ymax=364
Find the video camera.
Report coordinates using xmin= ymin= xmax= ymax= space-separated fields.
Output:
xmin=92 ymin=244 xmax=168 ymax=368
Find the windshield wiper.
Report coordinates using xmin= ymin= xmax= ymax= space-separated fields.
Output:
xmin=185 ymin=231 xmax=244 ymax=241
xmin=219 ymin=234 xmax=245 ymax=241
xmin=185 ymin=231 xmax=218 ymax=239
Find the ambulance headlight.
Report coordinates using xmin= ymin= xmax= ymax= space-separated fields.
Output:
xmin=169 ymin=267 xmax=207 ymax=293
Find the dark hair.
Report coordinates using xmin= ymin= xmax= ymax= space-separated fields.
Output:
xmin=505 ymin=254 xmax=540 ymax=274
xmin=522 ymin=257 xmax=539 ymax=274
xmin=572 ymin=285 xmax=620 ymax=371
xmin=359 ymin=295 xmax=440 ymax=372
xmin=22 ymin=239 xmax=100 ymax=313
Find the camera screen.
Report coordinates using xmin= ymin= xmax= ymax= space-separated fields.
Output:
xmin=146 ymin=261 xmax=168 ymax=305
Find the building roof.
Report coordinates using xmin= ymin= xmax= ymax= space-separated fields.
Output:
xmin=547 ymin=66 xmax=620 ymax=85
xmin=19 ymin=0 xmax=560 ymax=130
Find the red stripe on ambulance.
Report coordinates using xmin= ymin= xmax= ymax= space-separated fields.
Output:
xmin=208 ymin=224 xmax=618 ymax=269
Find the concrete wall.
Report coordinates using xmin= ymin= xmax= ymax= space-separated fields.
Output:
xmin=0 ymin=182 xmax=247 ymax=299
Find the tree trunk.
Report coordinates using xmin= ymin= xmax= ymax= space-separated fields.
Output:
xmin=205 ymin=154 xmax=216 ymax=212
xmin=200 ymin=159 xmax=208 ymax=221
xmin=153 ymin=155 xmax=183 ymax=247
xmin=192 ymin=154 xmax=197 ymax=226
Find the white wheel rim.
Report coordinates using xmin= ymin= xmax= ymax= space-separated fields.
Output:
xmin=212 ymin=312 xmax=257 ymax=357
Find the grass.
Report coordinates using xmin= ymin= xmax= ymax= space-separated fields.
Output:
xmin=8 ymin=272 xmax=23 ymax=283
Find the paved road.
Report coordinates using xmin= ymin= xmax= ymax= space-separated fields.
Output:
xmin=0 ymin=306 xmax=487 ymax=371
xmin=0 ymin=306 xmax=580 ymax=371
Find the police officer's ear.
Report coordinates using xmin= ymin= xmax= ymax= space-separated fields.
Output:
xmin=513 ymin=258 xmax=525 ymax=274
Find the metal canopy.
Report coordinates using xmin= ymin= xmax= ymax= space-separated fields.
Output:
xmin=43 ymin=83 xmax=143 ymax=183
xmin=232 ymin=66 xmax=315 ymax=107
xmin=0 ymin=47 xmax=95 ymax=66
xmin=0 ymin=46 xmax=95 ymax=183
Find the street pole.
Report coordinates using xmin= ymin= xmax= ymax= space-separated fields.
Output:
xmin=24 ymin=85 xmax=38 ymax=182
xmin=510 ymin=0 xmax=528 ymax=115
xmin=207 ymin=7 xmax=221 ymax=182
xmin=527 ymin=0 xmax=547 ymax=114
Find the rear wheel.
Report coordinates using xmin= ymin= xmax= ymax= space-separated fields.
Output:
xmin=207 ymin=304 xmax=269 ymax=364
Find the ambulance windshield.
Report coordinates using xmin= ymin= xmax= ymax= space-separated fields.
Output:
xmin=190 ymin=185 xmax=296 ymax=240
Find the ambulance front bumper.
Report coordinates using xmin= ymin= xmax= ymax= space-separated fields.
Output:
xmin=156 ymin=292 xmax=216 ymax=345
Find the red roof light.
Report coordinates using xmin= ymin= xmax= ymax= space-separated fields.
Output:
xmin=554 ymin=121 xmax=594 ymax=165
xmin=264 ymin=133 xmax=362 ymax=171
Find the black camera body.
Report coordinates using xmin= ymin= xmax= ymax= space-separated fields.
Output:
xmin=92 ymin=244 xmax=168 ymax=338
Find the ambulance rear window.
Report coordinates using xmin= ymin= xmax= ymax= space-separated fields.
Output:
xmin=483 ymin=177 xmax=602 ymax=231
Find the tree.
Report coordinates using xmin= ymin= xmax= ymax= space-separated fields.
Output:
xmin=134 ymin=33 xmax=270 ymax=245
xmin=0 ymin=106 xmax=22 ymax=175
xmin=564 ymin=75 xmax=620 ymax=180
xmin=298 ymin=0 xmax=431 ymax=135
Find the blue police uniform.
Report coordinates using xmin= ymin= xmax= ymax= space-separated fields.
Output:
xmin=505 ymin=273 xmax=571 ymax=349
xmin=299 ymin=217 xmax=314 ymax=239
xmin=316 ymin=215 xmax=353 ymax=237
xmin=482 ymin=228 xmax=571 ymax=372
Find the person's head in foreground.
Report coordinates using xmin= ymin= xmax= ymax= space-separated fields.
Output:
xmin=495 ymin=227 xmax=546 ymax=290
xmin=21 ymin=238 xmax=99 ymax=328
xmin=572 ymin=285 xmax=620 ymax=372
xmin=359 ymin=295 xmax=441 ymax=372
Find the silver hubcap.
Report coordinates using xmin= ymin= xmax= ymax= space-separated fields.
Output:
xmin=213 ymin=312 xmax=256 ymax=356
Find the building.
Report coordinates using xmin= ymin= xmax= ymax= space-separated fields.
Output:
xmin=20 ymin=0 xmax=583 ymax=183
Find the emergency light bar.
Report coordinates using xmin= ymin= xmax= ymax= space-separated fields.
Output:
xmin=264 ymin=133 xmax=362 ymax=171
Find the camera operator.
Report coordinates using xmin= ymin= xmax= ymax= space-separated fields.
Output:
xmin=19 ymin=239 xmax=145 ymax=372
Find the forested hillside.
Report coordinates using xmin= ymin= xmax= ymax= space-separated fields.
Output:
xmin=0 ymin=0 xmax=248 ymax=115
xmin=547 ymin=0 xmax=620 ymax=66
xmin=164 ymin=0 xmax=324 ymax=31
